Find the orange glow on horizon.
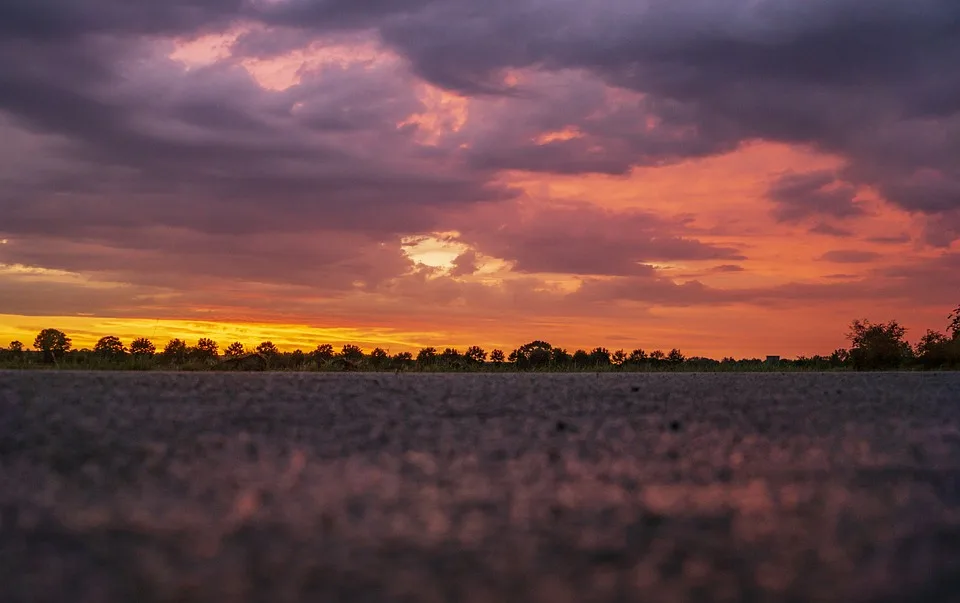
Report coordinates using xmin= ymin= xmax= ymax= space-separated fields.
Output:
xmin=0 ymin=304 xmax=952 ymax=361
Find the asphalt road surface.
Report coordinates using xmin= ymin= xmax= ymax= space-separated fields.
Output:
xmin=1 ymin=370 xmax=959 ymax=603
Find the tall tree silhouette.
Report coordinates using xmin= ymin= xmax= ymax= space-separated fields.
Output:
xmin=255 ymin=341 xmax=279 ymax=357
xmin=340 ymin=344 xmax=364 ymax=363
xmin=440 ymin=348 xmax=462 ymax=367
xmin=34 ymin=329 xmax=71 ymax=363
xmin=162 ymin=339 xmax=188 ymax=363
xmin=369 ymin=347 xmax=390 ymax=368
xmin=94 ymin=336 xmax=126 ymax=358
xmin=465 ymin=346 xmax=487 ymax=364
xmin=224 ymin=342 xmax=246 ymax=357
xmin=392 ymin=351 xmax=414 ymax=371
xmin=551 ymin=347 xmax=571 ymax=367
xmin=417 ymin=347 xmax=437 ymax=366
xmin=915 ymin=330 xmax=950 ymax=369
xmin=846 ymin=319 xmax=911 ymax=370
xmin=627 ymin=349 xmax=648 ymax=365
xmin=311 ymin=344 xmax=334 ymax=365
xmin=130 ymin=338 xmax=156 ymax=357
xmin=191 ymin=338 xmax=219 ymax=361
xmin=667 ymin=349 xmax=685 ymax=364
xmin=949 ymin=305 xmax=960 ymax=339
xmin=515 ymin=340 xmax=553 ymax=369
xmin=589 ymin=347 xmax=611 ymax=366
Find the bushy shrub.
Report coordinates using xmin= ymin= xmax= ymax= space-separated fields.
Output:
xmin=846 ymin=320 xmax=911 ymax=370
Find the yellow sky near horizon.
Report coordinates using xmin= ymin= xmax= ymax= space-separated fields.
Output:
xmin=1 ymin=297 xmax=952 ymax=360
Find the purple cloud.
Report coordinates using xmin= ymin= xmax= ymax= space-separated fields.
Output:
xmin=767 ymin=171 xmax=864 ymax=222
xmin=452 ymin=201 xmax=746 ymax=276
xmin=817 ymin=250 xmax=883 ymax=263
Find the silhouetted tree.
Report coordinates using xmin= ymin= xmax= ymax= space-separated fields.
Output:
xmin=846 ymin=319 xmax=911 ymax=370
xmin=515 ymin=340 xmax=553 ymax=369
xmin=915 ymin=330 xmax=951 ymax=369
xmin=311 ymin=344 xmax=335 ymax=365
xmin=627 ymin=349 xmax=648 ymax=366
xmin=162 ymin=339 xmax=188 ymax=363
xmin=340 ymin=344 xmax=363 ymax=363
xmin=612 ymin=349 xmax=627 ymax=366
xmin=369 ymin=347 xmax=390 ymax=368
xmin=572 ymin=349 xmax=590 ymax=367
xmin=290 ymin=349 xmax=306 ymax=367
xmin=1 ymin=340 xmax=25 ymax=363
xmin=490 ymin=349 xmax=505 ymax=365
xmin=589 ymin=347 xmax=611 ymax=366
xmin=94 ymin=335 xmax=126 ymax=359
xmin=465 ymin=346 xmax=487 ymax=364
xmin=392 ymin=351 xmax=414 ymax=371
xmin=949 ymin=305 xmax=960 ymax=340
xmin=34 ymin=329 xmax=71 ymax=363
xmin=551 ymin=347 xmax=571 ymax=367
xmin=829 ymin=348 xmax=849 ymax=368
xmin=667 ymin=349 xmax=685 ymax=364
xmin=417 ymin=347 xmax=437 ymax=366
xmin=255 ymin=341 xmax=279 ymax=357
xmin=686 ymin=356 xmax=719 ymax=369
xmin=129 ymin=337 xmax=156 ymax=357
xmin=192 ymin=338 xmax=219 ymax=361
xmin=224 ymin=342 xmax=246 ymax=357
xmin=440 ymin=348 xmax=462 ymax=366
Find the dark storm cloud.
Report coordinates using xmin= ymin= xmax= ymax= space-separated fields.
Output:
xmin=570 ymin=268 xmax=952 ymax=309
xmin=250 ymin=0 xmax=437 ymax=32
xmin=920 ymin=209 xmax=960 ymax=248
xmin=808 ymin=223 xmax=854 ymax=238
xmin=0 ymin=272 xmax=171 ymax=317
xmin=866 ymin=233 xmax=911 ymax=245
xmin=448 ymin=251 xmax=479 ymax=278
xmin=766 ymin=171 xmax=864 ymax=222
xmin=870 ymin=252 xmax=960 ymax=306
xmin=452 ymin=202 xmax=746 ymax=277
xmin=0 ymin=0 xmax=243 ymax=38
xmin=816 ymin=250 xmax=883 ymax=264
xmin=823 ymin=274 xmax=860 ymax=280
xmin=453 ymin=72 xmax=741 ymax=176
xmin=3 ymin=0 xmax=960 ymax=305
xmin=0 ymin=21 xmax=514 ymax=286
xmin=0 ymin=230 xmax=414 ymax=292
xmin=711 ymin=265 xmax=745 ymax=273
xmin=367 ymin=0 xmax=960 ymax=228
xmin=0 ymin=37 xmax=508 ymax=230
xmin=6 ymin=0 xmax=960 ymax=213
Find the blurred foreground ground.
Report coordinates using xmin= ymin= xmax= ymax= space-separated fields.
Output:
xmin=1 ymin=371 xmax=959 ymax=602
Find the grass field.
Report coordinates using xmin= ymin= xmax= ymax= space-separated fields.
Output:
xmin=2 ymin=371 xmax=959 ymax=602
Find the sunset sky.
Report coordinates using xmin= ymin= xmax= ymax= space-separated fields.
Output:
xmin=1 ymin=0 xmax=959 ymax=358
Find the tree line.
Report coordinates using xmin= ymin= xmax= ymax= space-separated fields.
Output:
xmin=2 ymin=304 xmax=958 ymax=371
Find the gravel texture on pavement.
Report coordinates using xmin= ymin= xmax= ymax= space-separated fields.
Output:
xmin=1 ymin=370 xmax=959 ymax=603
